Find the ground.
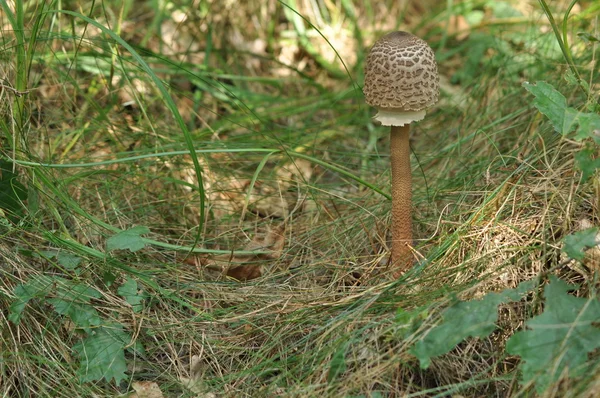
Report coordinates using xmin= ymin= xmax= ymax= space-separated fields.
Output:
xmin=1 ymin=1 xmax=600 ymax=397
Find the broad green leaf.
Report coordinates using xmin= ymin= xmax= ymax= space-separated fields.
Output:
xmin=103 ymin=269 xmax=117 ymax=287
xmin=48 ymin=298 xmax=101 ymax=331
xmin=411 ymin=280 xmax=536 ymax=369
xmin=451 ymin=34 xmax=494 ymax=84
xmin=47 ymin=283 xmax=102 ymax=331
xmin=523 ymin=81 xmax=600 ymax=141
xmin=523 ymin=81 xmax=572 ymax=134
xmin=8 ymin=275 xmax=55 ymax=324
xmin=73 ymin=324 xmax=131 ymax=385
xmin=9 ymin=275 xmax=101 ymax=330
xmin=106 ymin=226 xmax=150 ymax=252
xmin=506 ymin=277 xmax=600 ymax=393
xmin=563 ymin=227 xmax=598 ymax=261
xmin=117 ymin=277 xmax=146 ymax=313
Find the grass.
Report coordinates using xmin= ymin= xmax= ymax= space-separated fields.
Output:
xmin=1 ymin=0 xmax=600 ymax=397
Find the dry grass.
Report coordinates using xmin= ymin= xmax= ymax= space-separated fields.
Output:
xmin=1 ymin=0 xmax=600 ymax=397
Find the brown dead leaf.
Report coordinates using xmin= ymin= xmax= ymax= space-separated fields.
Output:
xmin=185 ymin=224 xmax=285 ymax=281
xmin=276 ymin=159 xmax=314 ymax=190
xmin=180 ymin=355 xmax=217 ymax=398
xmin=574 ymin=219 xmax=600 ymax=275
xmin=447 ymin=14 xmax=471 ymax=41
xmin=244 ymin=180 xmax=289 ymax=219
xmin=129 ymin=381 xmax=164 ymax=398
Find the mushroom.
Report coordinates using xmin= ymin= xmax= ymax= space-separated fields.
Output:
xmin=363 ymin=31 xmax=439 ymax=275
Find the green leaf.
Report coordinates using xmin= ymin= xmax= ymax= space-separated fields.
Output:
xmin=9 ymin=275 xmax=101 ymax=330
xmin=574 ymin=148 xmax=600 ymax=181
xmin=395 ymin=307 xmax=428 ymax=339
xmin=451 ymin=34 xmax=494 ymax=84
xmin=576 ymin=112 xmax=600 ymax=143
xmin=523 ymin=81 xmax=575 ymax=135
xmin=57 ymin=252 xmax=82 ymax=270
xmin=506 ymin=276 xmax=600 ymax=393
xmin=489 ymin=1 xmax=523 ymax=18
xmin=8 ymin=275 xmax=55 ymax=324
xmin=563 ymin=228 xmax=598 ymax=261
xmin=73 ymin=324 xmax=131 ymax=385
xmin=523 ymin=81 xmax=600 ymax=141
xmin=411 ymin=280 xmax=536 ymax=369
xmin=464 ymin=10 xmax=484 ymax=25
xmin=39 ymin=250 xmax=82 ymax=270
xmin=48 ymin=298 xmax=102 ymax=331
xmin=106 ymin=226 xmax=150 ymax=252
xmin=47 ymin=283 xmax=102 ymax=331
xmin=102 ymin=270 xmax=117 ymax=287
xmin=117 ymin=277 xmax=146 ymax=313
xmin=327 ymin=341 xmax=349 ymax=383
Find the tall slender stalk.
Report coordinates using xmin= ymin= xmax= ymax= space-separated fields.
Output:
xmin=390 ymin=124 xmax=413 ymax=275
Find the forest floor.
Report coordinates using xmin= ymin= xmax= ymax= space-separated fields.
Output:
xmin=1 ymin=1 xmax=600 ymax=397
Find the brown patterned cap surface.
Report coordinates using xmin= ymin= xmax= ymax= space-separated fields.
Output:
xmin=364 ymin=31 xmax=439 ymax=113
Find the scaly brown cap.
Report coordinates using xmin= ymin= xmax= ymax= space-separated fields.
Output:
xmin=363 ymin=31 xmax=439 ymax=126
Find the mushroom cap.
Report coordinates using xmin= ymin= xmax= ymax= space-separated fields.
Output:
xmin=363 ymin=31 xmax=439 ymax=126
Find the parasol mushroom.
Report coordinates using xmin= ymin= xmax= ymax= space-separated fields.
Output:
xmin=363 ymin=31 xmax=439 ymax=275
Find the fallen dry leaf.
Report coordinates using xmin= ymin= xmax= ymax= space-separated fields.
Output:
xmin=129 ymin=381 xmax=164 ymax=398
xmin=446 ymin=14 xmax=471 ymax=40
xmin=185 ymin=223 xmax=285 ymax=281
xmin=244 ymin=180 xmax=289 ymax=219
xmin=180 ymin=355 xmax=217 ymax=398
xmin=571 ymin=219 xmax=600 ymax=275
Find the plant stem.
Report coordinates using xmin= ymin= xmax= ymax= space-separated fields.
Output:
xmin=390 ymin=124 xmax=413 ymax=275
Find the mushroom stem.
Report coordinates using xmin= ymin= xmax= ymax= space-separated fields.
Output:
xmin=390 ymin=124 xmax=413 ymax=274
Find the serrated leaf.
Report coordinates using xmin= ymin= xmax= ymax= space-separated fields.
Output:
xmin=505 ymin=276 xmax=600 ymax=393
xmin=106 ymin=226 xmax=150 ymax=252
xmin=47 ymin=282 xmax=102 ymax=331
xmin=48 ymin=298 xmax=102 ymax=331
xmin=523 ymin=81 xmax=600 ymax=141
xmin=411 ymin=280 xmax=536 ymax=369
xmin=117 ymin=277 xmax=146 ymax=313
xmin=73 ymin=324 xmax=130 ymax=384
xmin=8 ymin=275 xmax=55 ymax=324
xmin=523 ymin=81 xmax=574 ymax=135
xmin=327 ymin=341 xmax=348 ymax=383
xmin=563 ymin=227 xmax=599 ymax=261
xmin=9 ymin=275 xmax=101 ymax=330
